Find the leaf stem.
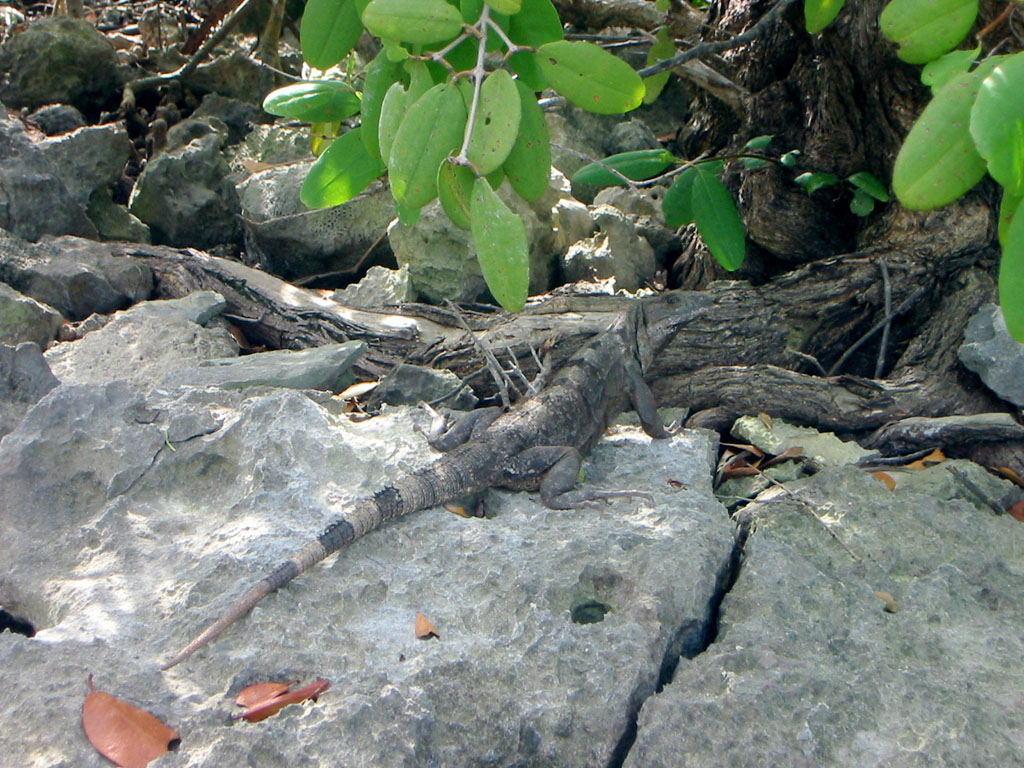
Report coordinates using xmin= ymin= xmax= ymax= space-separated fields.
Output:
xmin=455 ymin=4 xmax=490 ymax=166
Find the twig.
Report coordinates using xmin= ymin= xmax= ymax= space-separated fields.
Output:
xmin=784 ymin=348 xmax=828 ymax=377
xmin=454 ymin=4 xmax=490 ymax=168
xmin=444 ymin=299 xmax=513 ymax=409
xmin=874 ymin=257 xmax=892 ymax=378
xmin=946 ymin=465 xmax=1007 ymax=516
xmin=638 ymin=0 xmax=801 ymax=78
xmin=977 ymin=1 xmax=1016 ymax=40
xmin=827 ymin=284 xmax=929 ymax=376
xmin=120 ymin=0 xmax=260 ymax=111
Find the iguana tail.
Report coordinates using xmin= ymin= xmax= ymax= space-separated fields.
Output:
xmin=161 ymin=497 xmax=385 ymax=670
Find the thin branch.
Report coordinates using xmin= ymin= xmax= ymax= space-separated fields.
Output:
xmin=637 ymin=0 xmax=801 ymax=78
xmin=874 ymin=257 xmax=892 ymax=378
xmin=121 ymin=0 xmax=261 ymax=110
xmin=827 ymin=284 xmax=929 ymax=376
xmin=455 ymin=4 xmax=491 ymax=166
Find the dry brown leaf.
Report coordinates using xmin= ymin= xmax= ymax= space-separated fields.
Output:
xmin=995 ymin=466 xmax=1024 ymax=488
xmin=720 ymin=442 xmax=766 ymax=458
xmin=873 ymin=590 xmax=899 ymax=613
xmin=871 ymin=471 xmax=896 ymax=491
xmin=415 ymin=612 xmax=440 ymax=640
xmin=232 ymin=679 xmax=331 ymax=723
xmin=1008 ymin=500 xmax=1024 ymax=522
xmin=905 ymin=448 xmax=946 ymax=471
xmin=234 ymin=680 xmax=298 ymax=709
xmin=82 ymin=675 xmax=180 ymax=768
xmin=444 ymin=504 xmax=473 ymax=518
xmin=759 ymin=412 xmax=773 ymax=428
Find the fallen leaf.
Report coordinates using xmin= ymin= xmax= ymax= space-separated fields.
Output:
xmin=720 ymin=442 xmax=766 ymax=458
xmin=871 ymin=471 xmax=896 ymax=491
xmin=234 ymin=680 xmax=298 ymax=709
xmin=82 ymin=675 xmax=180 ymax=768
xmin=763 ymin=445 xmax=804 ymax=467
xmin=995 ymin=466 xmax=1024 ymax=488
xmin=905 ymin=448 xmax=946 ymax=471
xmin=1008 ymin=500 xmax=1024 ymax=522
xmin=232 ymin=679 xmax=331 ymax=723
xmin=334 ymin=381 xmax=379 ymax=401
xmin=667 ymin=478 xmax=687 ymax=489
xmin=415 ymin=612 xmax=440 ymax=640
xmin=445 ymin=504 xmax=473 ymax=518
xmin=759 ymin=412 xmax=773 ymax=428
xmin=873 ymin=590 xmax=899 ymax=613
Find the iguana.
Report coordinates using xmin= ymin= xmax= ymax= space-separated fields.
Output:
xmin=162 ymin=296 xmax=708 ymax=669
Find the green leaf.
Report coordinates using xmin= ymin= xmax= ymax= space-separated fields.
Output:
xmin=461 ymin=0 xmax=483 ymax=22
xmin=744 ymin=135 xmax=774 ymax=151
xmin=892 ymin=68 xmax=990 ymax=209
xmin=970 ymin=53 xmax=1024 ymax=198
xmin=503 ymin=80 xmax=551 ymax=202
xmin=662 ymin=167 xmax=698 ymax=227
xmin=360 ymin=52 xmax=405 ymax=161
xmin=377 ymin=62 xmax=432 ymax=162
xmin=1000 ymin=201 xmax=1024 ymax=341
xmin=879 ymin=0 xmax=977 ymax=64
xmin=643 ymin=28 xmax=675 ymax=105
xmin=849 ymin=189 xmax=875 ymax=216
xmin=301 ymin=128 xmax=385 ymax=208
xmin=507 ymin=0 xmax=563 ymax=91
xmin=571 ymin=149 xmax=675 ymax=187
xmin=362 ymin=0 xmax=463 ymax=45
xmin=794 ymin=171 xmax=839 ymax=195
xmin=389 ymin=83 xmax=468 ymax=208
xmin=437 ymin=160 xmax=475 ymax=229
xmin=301 ymin=0 xmax=362 ymax=70
xmin=691 ymin=168 xmax=745 ymax=271
xmin=262 ymin=81 xmax=361 ymax=122
xmin=396 ymin=200 xmax=421 ymax=226
xmin=537 ymin=40 xmax=645 ymax=115
xmin=487 ymin=0 xmax=521 ymax=12
xmin=847 ymin=171 xmax=889 ymax=201
xmin=470 ymin=177 xmax=529 ymax=311
xmin=309 ymin=120 xmax=341 ymax=157
xmin=467 ymin=69 xmax=521 ymax=174
xmin=804 ymin=0 xmax=845 ymax=34
xmin=779 ymin=149 xmax=801 ymax=167
xmin=921 ymin=45 xmax=981 ymax=93
xmin=999 ymin=188 xmax=1023 ymax=247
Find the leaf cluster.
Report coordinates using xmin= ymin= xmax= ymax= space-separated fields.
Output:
xmin=263 ymin=0 xmax=664 ymax=311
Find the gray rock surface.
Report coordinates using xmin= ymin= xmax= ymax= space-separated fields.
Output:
xmin=0 ymin=230 xmax=152 ymax=321
xmin=0 ymin=281 xmax=61 ymax=348
xmin=958 ymin=302 xmax=1024 ymax=407
xmin=161 ymin=341 xmax=365 ymax=393
xmin=242 ymin=180 xmax=397 ymax=281
xmin=129 ymin=131 xmax=242 ymax=248
xmin=625 ymin=464 xmax=1024 ymax=767
xmin=0 ymin=341 xmax=58 ymax=439
xmin=561 ymin=204 xmax=657 ymax=293
xmin=731 ymin=414 xmax=874 ymax=466
xmin=26 ymin=103 xmax=85 ymax=136
xmin=0 ymin=374 xmax=732 ymax=767
xmin=0 ymin=118 xmax=98 ymax=241
xmin=192 ymin=93 xmax=264 ymax=144
xmin=45 ymin=291 xmax=236 ymax=389
xmin=330 ymin=264 xmax=416 ymax=309
xmin=38 ymin=123 xmax=132 ymax=209
xmin=367 ymin=362 xmax=477 ymax=411
xmin=0 ymin=16 xmax=122 ymax=114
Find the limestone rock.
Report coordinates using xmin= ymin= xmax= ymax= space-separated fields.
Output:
xmin=958 ymin=302 xmax=1024 ymax=407
xmin=330 ymin=265 xmax=416 ymax=309
xmin=731 ymin=414 xmax=874 ymax=466
xmin=129 ymin=131 xmax=242 ymax=248
xmin=626 ymin=464 xmax=1024 ymax=767
xmin=45 ymin=291 xmax=236 ymax=389
xmin=0 ymin=230 xmax=152 ymax=321
xmin=0 ymin=17 xmax=122 ymax=114
xmin=0 ymin=341 xmax=58 ymax=439
xmin=38 ymin=123 xmax=132 ymax=209
xmin=0 ymin=119 xmax=97 ymax=241
xmin=0 ymin=282 xmax=61 ymax=348
xmin=26 ymin=103 xmax=85 ymax=136
xmin=561 ymin=204 xmax=657 ymax=293
xmin=0 ymin=386 xmax=732 ymax=767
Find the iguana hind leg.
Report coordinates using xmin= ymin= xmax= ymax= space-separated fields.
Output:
xmin=507 ymin=446 xmax=653 ymax=510
xmin=420 ymin=405 xmax=503 ymax=451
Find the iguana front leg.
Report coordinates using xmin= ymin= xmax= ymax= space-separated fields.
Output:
xmin=419 ymin=404 xmax=503 ymax=451
xmin=504 ymin=446 xmax=654 ymax=509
